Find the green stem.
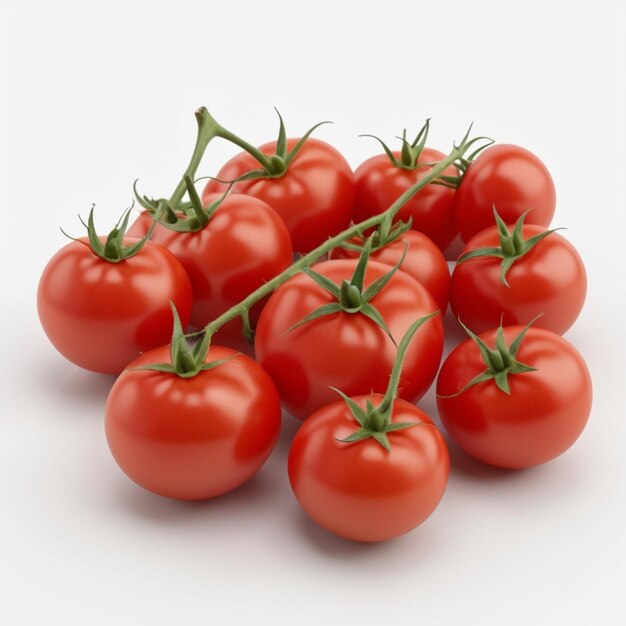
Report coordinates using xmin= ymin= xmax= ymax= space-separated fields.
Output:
xmin=169 ymin=108 xmax=222 ymax=206
xmin=201 ymin=140 xmax=468 ymax=338
xmin=169 ymin=107 xmax=278 ymax=206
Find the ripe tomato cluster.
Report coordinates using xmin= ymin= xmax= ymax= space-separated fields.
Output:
xmin=37 ymin=108 xmax=591 ymax=544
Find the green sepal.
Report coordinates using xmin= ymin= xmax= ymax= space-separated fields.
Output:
xmin=456 ymin=207 xmax=564 ymax=287
xmin=285 ymin=237 xmax=401 ymax=342
xmin=61 ymin=203 xmax=155 ymax=263
xmin=360 ymin=242 xmax=407 ymax=303
xmin=360 ymin=119 xmax=432 ymax=171
xmin=339 ymin=217 xmax=413 ymax=254
xmin=283 ymin=302 xmax=343 ymax=335
xmin=131 ymin=303 xmax=237 ymax=379
xmin=302 ymin=268 xmax=341 ymax=297
xmin=284 ymin=121 xmax=332 ymax=168
xmin=274 ymin=108 xmax=288 ymax=159
xmin=358 ymin=303 xmax=396 ymax=344
xmin=331 ymin=312 xmax=440 ymax=451
xmin=438 ymin=316 xmax=540 ymax=398
xmin=144 ymin=180 xmax=232 ymax=234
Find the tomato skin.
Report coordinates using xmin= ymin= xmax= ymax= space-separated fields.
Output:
xmin=352 ymin=149 xmax=458 ymax=251
xmin=105 ymin=345 xmax=282 ymax=500
xmin=331 ymin=230 xmax=450 ymax=313
xmin=453 ymin=144 xmax=556 ymax=242
xmin=450 ymin=224 xmax=586 ymax=335
xmin=254 ymin=259 xmax=443 ymax=420
xmin=288 ymin=395 xmax=449 ymax=542
xmin=437 ymin=326 xmax=592 ymax=469
xmin=202 ymin=138 xmax=355 ymax=253
xmin=37 ymin=239 xmax=192 ymax=374
xmin=128 ymin=194 xmax=293 ymax=350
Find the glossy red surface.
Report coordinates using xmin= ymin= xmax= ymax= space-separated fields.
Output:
xmin=450 ymin=224 xmax=587 ymax=335
xmin=254 ymin=259 xmax=443 ymax=420
xmin=129 ymin=193 xmax=293 ymax=349
xmin=352 ymin=148 xmax=458 ymax=251
xmin=203 ymin=137 xmax=355 ymax=253
xmin=105 ymin=345 xmax=282 ymax=500
xmin=453 ymin=144 xmax=556 ymax=242
xmin=37 ymin=239 xmax=192 ymax=374
xmin=332 ymin=229 xmax=450 ymax=313
xmin=288 ymin=395 xmax=449 ymax=542
xmin=437 ymin=326 xmax=592 ymax=468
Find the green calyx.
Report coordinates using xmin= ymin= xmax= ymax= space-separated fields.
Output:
xmin=361 ymin=120 xmax=493 ymax=187
xmin=285 ymin=237 xmax=407 ymax=342
xmin=217 ymin=108 xmax=331 ymax=182
xmin=439 ymin=316 xmax=540 ymax=398
xmin=132 ymin=303 xmax=236 ymax=378
xmin=457 ymin=207 xmax=564 ymax=286
xmin=61 ymin=204 xmax=154 ymax=263
xmin=361 ymin=119 xmax=431 ymax=170
xmin=134 ymin=177 xmax=231 ymax=233
xmin=333 ymin=312 xmax=440 ymax=451
xmin=340 ymin=213 xmax=412 ymax=254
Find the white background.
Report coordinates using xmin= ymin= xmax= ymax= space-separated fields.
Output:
xmin=1 ymin=0 xmax=625 ymax=624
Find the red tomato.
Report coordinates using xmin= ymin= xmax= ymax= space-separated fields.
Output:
xmin=203 ymin=138 xmax=355 ymax=253
xmin=453 ymin=144 xmax=556 ymax=242
xmin=450 ymin=224 xmax=586 ymax=335
xmin=128 ymin=193 xmax=293 ymax=350
xmin=332 ymin=230 xmax=450 ymax=313
xmin=105 ymin=345 xmax=282 ymax=499
xmin=352 ymin=149 xmax=458 ymax=251
xmin=254 ymin=259 xmax=443 ymax=420
xmin=37 ymin=238 xmax=192 ymax=374
xmin=289 ymin=395 xmax=449 ymax=542
xmin=437 ymin=326 xmax=592 ymax=468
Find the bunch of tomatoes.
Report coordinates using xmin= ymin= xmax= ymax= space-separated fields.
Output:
xmin=37 ymin=108 xmax=591 ymax=543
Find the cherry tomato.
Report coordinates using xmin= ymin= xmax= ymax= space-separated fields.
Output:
xmin=450 ymin=224 xmax=586 ymax=335
xmin=105 ymin=345 xmax=282 ymax=500
xmin=453 ymin=144 xmax=556 ymax=242
xmin=437 ymin=326 xmax=592 ymax=468
xmin=332 ymin=230 xmax=450 ymax=313
xmin=37 ymin=238 xmax=192 ymax=374
xmin=289 ymin=395 xmax=449 ymax=542
xmin=129 ymin=193 xmax=293 ymax=350
xmin=254 ymin=259 xmax=443 ymax=420
xmin=352 ymin=149 xmax=458 ymax=251
xmin=203 ymin=138 xmax=355 ymax=254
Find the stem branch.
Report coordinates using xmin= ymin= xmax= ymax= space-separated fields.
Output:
xmin=201 ymin=139 xmax=469 ymax=339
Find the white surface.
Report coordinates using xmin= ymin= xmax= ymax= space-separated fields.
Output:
xmin=1 ymin=1 xmax=625 ymax=624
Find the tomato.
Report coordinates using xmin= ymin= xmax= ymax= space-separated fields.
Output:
xmin=202 ymin=138 xmax=355 ymax=253
xmin=437 ymin=325 xmax=592 ymax=469
xmin=105 ymin=344 xmax=282 ymax=500
xmin=37 ymin=238 xmax=192 ymax=374
xmin=450 ymin=223 xmax=586 ymax=335
xmin=352 ymin=148 xmax=458 ymax=251
xmin=288 ymin=394 xmax=449 ymax=541
xmin=128 ymin=193 xmax=293 ymax=350
xmin=332 ymin=229 xmax=450 ymax=313
xmin=254 ymin=259 xmax=443 ymax=420
xmin=453 ymin=144 xmax=556 ymax=242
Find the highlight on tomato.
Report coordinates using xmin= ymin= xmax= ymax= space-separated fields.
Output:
xmin=254 ymin=239 xmax=444 ymax=420
xmin=453 ymin=143 xmax=556 ymax=242
xmin=37 ymin=207 xmax=193 ymax=374
xmin=331 ymin=215 xmax=450 ymax=313
xmin=449 ymin=208 xmax=586 ymax=335
xmin=436 ymin=318 xmax=592 ymax=469
xmin=129 ymin=179 xmax=293 ymax=350
xmin=352 ymin=120 xmax=461 ymax=252
xmin=105 ymin=305 xmax=282 ymax=500
xmin=289 ymin=315 xmax=450 ymax=542
xmin=201 ymin=110 xmax=356 ymax=254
